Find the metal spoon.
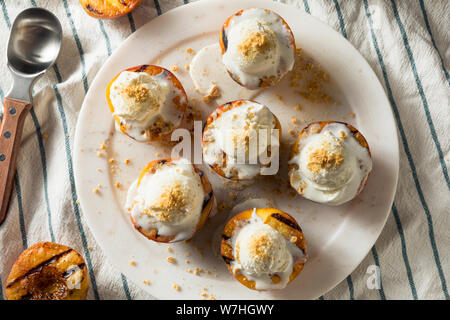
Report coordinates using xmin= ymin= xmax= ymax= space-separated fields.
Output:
xmin=0 ymin=7 xmax=62 ymax=224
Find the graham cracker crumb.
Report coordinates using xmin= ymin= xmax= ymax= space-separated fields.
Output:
xmin=238 ymin=30 xmax=274 ymax=61
xmin=202 ymin=84 xmax=221 ymax=104
xmin=121 ymin=82 xmax=150 ymax=103
xmin=308 ymin=146 xmax=344 ymax=174
xmin=167 ymin=256 xmax=176 ymax=264
xmin=290 ymin=48 xmax=335 ymax=105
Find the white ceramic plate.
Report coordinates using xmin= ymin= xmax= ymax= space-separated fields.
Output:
xmin=74 ymin=0 xmax=398 ymax=300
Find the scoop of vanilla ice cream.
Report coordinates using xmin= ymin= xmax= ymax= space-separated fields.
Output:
xmin=227 ymin=19 xmax=279 ymax=75
xmin=235 ymin=223 xmax=292 ymax=276
xmin=215 ymin=102 xmax=276 ymax=160
xmin=110 ymin=71 xmax=170 ymax=125
xmin=132 ymin=160 xmax=204 ymax=227
xmin=298 ymin=131 xmax=355 ymax=191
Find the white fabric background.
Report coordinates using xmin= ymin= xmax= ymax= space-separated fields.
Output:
xmin=0 ymin=0 xmax=448 ymax=300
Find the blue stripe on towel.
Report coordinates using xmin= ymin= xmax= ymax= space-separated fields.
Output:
xmin=128 ymin=13 xmax=136 ymax=33
xmin=0 ymin=0 xmax=10 ymax=28
xmin=98 ymin=20 xmax=112 ymax=56
xmin=61 ymin=0 xmax=89 ymax=93
xmin=392 ymin=203 xmax=418 ymax=299
xmin=154 ymin=0 xmax=162 ymax=15
xmin=346 ymin=275 xmax=354 ymax=299
xmin=418 ymin=0 xmax=450 ymax=85
xmin=14 ymin=172 xmax=28 ymax=249
xmin=121 ymin=274 xmax=132 ymax=300
xmin=29 ymin=108 xmax=55 ymax=243
xmin=363 ymin=0 xmax=449 ymax=300
xmin=303 ymin=0 xmax=311 ymax=14
xmin=332 ymin=0 xmax=347 ymax=38
xmin=51 ymin=78 xmax=100 ymax=300
xmin=390 ymin=0 xmax=449 ymax=189
xmin=371 ymin=246 xmax=386 ymax=299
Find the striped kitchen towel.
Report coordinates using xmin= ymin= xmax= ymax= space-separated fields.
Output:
xmin=0 ymin=0 xmax=448 ymax=299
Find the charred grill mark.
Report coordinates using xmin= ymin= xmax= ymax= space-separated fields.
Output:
xmin=62 ymin=263 xmax=86 ymax=278
xmin=19 ymin=293 xmax=33 ymax=300
xmin=86 ymin=4 xmax=102 ymax=14
xmin=136 ymin=65 xmax=149 ymax=73
xmin=201 ymin=191 xmax=213 ymax=210
xmin=271 ymin=213 xmax=302 ymax=231
xmin=202 ymin=120 xmax=208 ymax=133
xmin=222 ymin=234 xmax=231 ymax=241
xmin=222 ymin=255 xmax=233 ymax=265
xmin=158 ymin=159 xmax=168 ymax=165
xmin=197 ymin=170 xmax=204 ymax=178
xmin=6 ymin=249 xmax=73 ymax=288
xmin=221 ymin=29 xmax=228 ymax=51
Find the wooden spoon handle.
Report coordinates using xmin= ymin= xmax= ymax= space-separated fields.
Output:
xmin=0 ymin=97 xmax=32 ymax=225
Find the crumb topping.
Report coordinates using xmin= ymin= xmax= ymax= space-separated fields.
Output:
xmin=307 ymin=143 xmax=344 ymax=174
xmin=121 ymin=82 xmax=150 ymax=104
xmin=237 ymin=29 xmax=275 ymax=61
xmin=144 ymin=181 xmax=190 ymax=222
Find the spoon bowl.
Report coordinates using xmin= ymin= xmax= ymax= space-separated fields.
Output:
xmin=0 ymin=7 xmax=62 ymax=225
xmin=7 ymin=8 xmax=62 ymax=77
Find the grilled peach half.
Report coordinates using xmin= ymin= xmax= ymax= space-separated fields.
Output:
xmin=201 ymin=100 xmax=281 ymax=182
xmin=79 ymin=0 xmax=142 ymax=19
xmin=129 ymin=158 xmax=215 ymax=243
xmin=106 ymin=65 xmax=188 ymax=142
xmin=5 ymin=242 xmax=89 ymax=300
xmin=289 ymin=121 xmax=371 ymax=199
xmin=221 ymin=208 xmax=307 ymax=290
xmin=219 ymin=8 xmax=296 ymax=89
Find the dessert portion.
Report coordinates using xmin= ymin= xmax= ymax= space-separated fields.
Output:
xmin=106 ymin=65 xmax=187 ymax=142
xmin=221 ymin=208 xmax=307 ymax=290
xmin=288 ymin=121 xmax=372 ymax=205
xmin=220 ymin=8 xmax=295 ymax=89
xmin=126 ymin=158 xmax=214 ymax=243
xmin=5 ymin=242 xmax=89 ymax=300
xmin=202 ymin=100 xmax=281 ymax=186
xmin=79 ymin=0 xmax=142 ymax=19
